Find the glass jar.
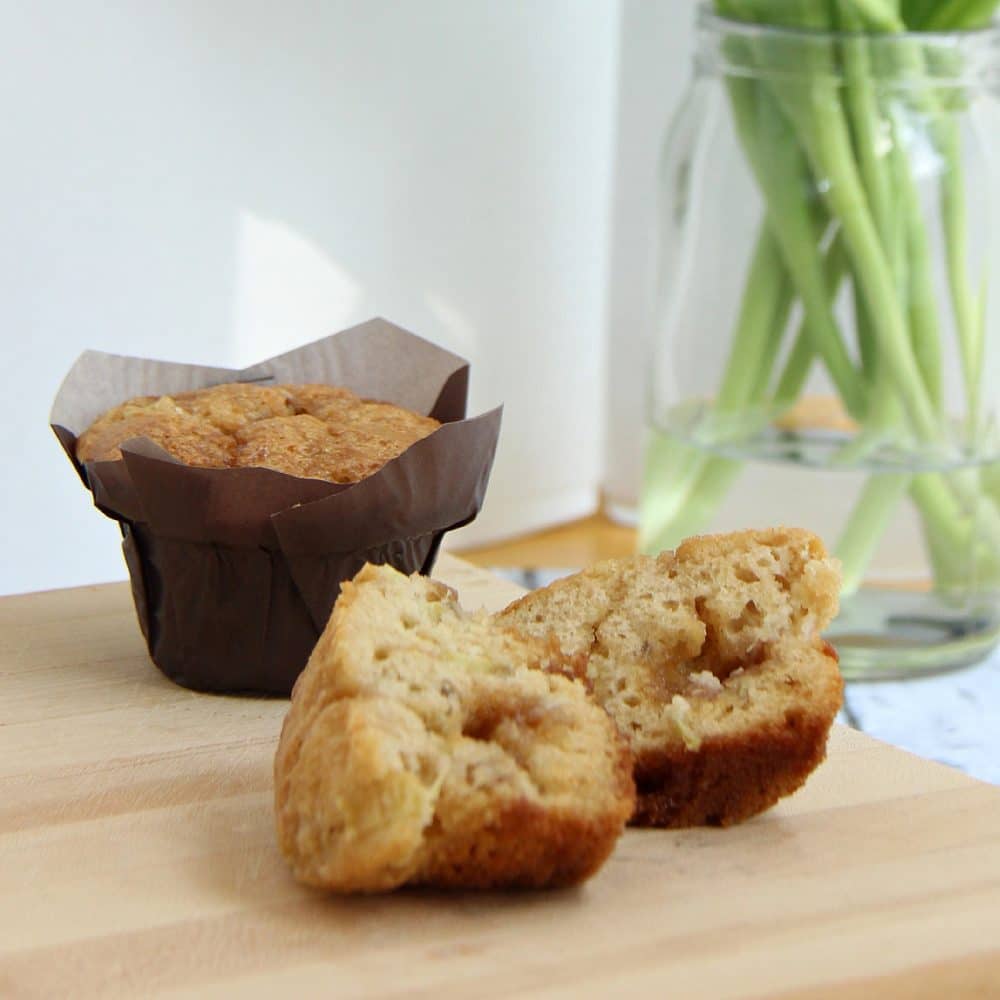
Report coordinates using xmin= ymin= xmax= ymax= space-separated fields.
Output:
xmin=642 ymin=7 xmax=1000 ymax=679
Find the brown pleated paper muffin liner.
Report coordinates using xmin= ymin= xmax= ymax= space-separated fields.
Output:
xmin=51 ymin=318 xmax=502 ymax=695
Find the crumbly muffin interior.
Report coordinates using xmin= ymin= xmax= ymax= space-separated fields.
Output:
xmin=499 ymin=528 xmax=840 ymax=754
xmin=274 ymin=564 xmax=635 ymax=892
xmin=75 ymin=382 xmax=440 ymax=482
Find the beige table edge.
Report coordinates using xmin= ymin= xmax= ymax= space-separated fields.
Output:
xmin=1 ymin=553 xmax=998 ymax=999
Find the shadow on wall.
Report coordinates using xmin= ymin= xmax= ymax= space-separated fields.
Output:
xmin=1 ymin=1 xmax=620 ymax=594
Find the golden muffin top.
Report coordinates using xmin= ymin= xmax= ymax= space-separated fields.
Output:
xmin=75 ymin=382 xmax=440 ymax=483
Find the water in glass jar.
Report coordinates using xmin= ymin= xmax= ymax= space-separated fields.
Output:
xmin=643 ymin=424 xmax=1000 ymax=680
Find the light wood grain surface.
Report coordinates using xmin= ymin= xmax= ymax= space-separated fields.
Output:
xmin=451 ymin=513 xmax=637 ymax=568
xmin=2 ymin=554 xmax=999 ymax=998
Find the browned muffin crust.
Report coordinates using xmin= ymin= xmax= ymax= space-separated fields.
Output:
xmin=274 ymin=563 xmax=635 ymax=893
xmin=75 ymin=397 xmax=236 ymax=467
xmin=496 ymin=528 xmax=844 ymax=828
xmin=341 ymin=399 xmax=441 ymax=450
xmin=74 ymin=381 xmax=440 ymax=481
xmin=630 ymin=640 xmax=842 ymax=827
xmin=234 ymin=414 xmax=380 ymax=483
xmin=285 ymin=383 xmax=361 ymax=423
xmin=173 ymin=383 xmax=296 ymax=433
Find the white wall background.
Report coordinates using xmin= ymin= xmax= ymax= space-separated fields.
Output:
xmin=1 ymin=0 xmax=628 ymax=595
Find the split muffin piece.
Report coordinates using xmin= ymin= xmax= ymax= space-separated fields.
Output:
xmin=274 ymin=564 xmax=635 ymax=893
xmin=496 ymin=528 xmax=844 ymax=828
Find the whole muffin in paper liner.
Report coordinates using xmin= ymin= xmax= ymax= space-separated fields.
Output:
xmin=51 ymin=318 xmax=502 ymax=695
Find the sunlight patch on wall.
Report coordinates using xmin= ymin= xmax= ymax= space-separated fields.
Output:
xmin=423 ymin=291 xmax=479 ymax=358
xmin=233 ymin=212 xmax=364 ymax=362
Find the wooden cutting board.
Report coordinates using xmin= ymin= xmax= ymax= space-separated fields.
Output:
xmin=2 ymin=554 xmax=999 ymax=999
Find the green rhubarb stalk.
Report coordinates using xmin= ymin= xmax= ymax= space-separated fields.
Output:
xmin=939 ymin=123 xmax=984 ymax=418
xmin=906 ymin=466 xmax=1000 ymax=587
xmin=830 ymin=214 xmax=912 ymax=588
xmin=640 ymin=224 xmax=792 ymax=551
xmin=647 ymin=1 xmax=1000 ymax=595
xmin=643 ymin=226 xmax=851 ymax=556
xmin=908 ymin=473 xmax=985 ymax=586
xmin=760 ymin=38 xmax=943 ymax=441
xmin=772 ymin=232 xmax=849 ymax=408
xmin=852 ymin=28 xmax=1000 ymax=586
xmin=852 ymin=277 xmax=880 ymax=395
xmin=828 ymin=267 xmax=905 ymax=471
xmin=849 ymin=0 xmax=907 ymax=32
xmin=899 ymin=150 xmax=945 ymax=410
xmin=716 ymin=226 xmax=796 ymax=413
xmin=837 ymin=8 xmax=929 ymax=431
xmin=725 ymin=72 xmax=867 ymax=418
xmin=640 ymin=433 xmax=706 ymax=552
xmin=901 ymin=0 xmax=940 ymax=27
xmin=642 ymin=40 xmax=848 ymax=553
xmin=728 ymin=12 xmax=934 ymax=449
xmin=922 ymin=0 xmax=1000 ymax=29
xmin=741 ymin=3 xmax=955 ymax=446
xmin=837 ymin=5 xmax=897 ymax=411
xmin=873 ymin=33 xmax=984 ymax=418
xmin=837 ymin=473 xmax=912 ymax=594
xmin=643 ymin=456 xmax=742 ymax=552
xmin=838 ymin=3 xmax=894 ymax=252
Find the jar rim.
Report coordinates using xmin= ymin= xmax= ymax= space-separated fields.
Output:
xmin=697 ymin=4 xmax=1000 ymax=45
xmin=695 ymin=5 xmax=1000 ymax=87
